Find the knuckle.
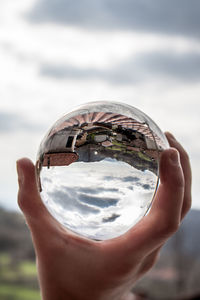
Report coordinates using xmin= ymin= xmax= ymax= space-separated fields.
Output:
xmin=140 ymin=254 xmax=159 ymax=275
xmin=169 ymin=167 xmax=185 ymax=190
xmin=156 ymin=219 xmax=180 ymax=238
xmin=181 ymin=150 xmax=190 ymax=162
xmin=141 ymin=261 xmax=154 ymax=274
xmin=181 ymin=196 xmax=192 ymax=218
xmin=146 ymin=256 xmax=157 ymax=270
xmin=184 ymin=197 xmax=192 ymax=212
xmin=167 ymin=222 xmax=180 ymax=235
xmin=17 ymin=194 xmax=27 ymax=213
xmin=173 ymin=174 xmax=185 ymax=188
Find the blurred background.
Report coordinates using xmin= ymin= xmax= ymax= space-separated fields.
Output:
xmin=0 ymin=0 xmax=200 ymax=299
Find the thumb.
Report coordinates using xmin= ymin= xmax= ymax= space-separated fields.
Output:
xmin=16 ymin=158 xmax=50 ymax=224
xmin=16 ymin=158 xmax=87 ymax=255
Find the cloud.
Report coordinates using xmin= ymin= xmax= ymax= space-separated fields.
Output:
xmin=79 ymin=193 xmax=118 ymax=208
xmin=0 ymin=111 xmax=44 ymax=133
xmin=78 ymin=187 xmax=119 ymax=194
xmin=48 ymin=189 xmax=100 ymax=214
xmin=141 ymin=184 xmax=151 ymax=190
xmin=103 ymin=175 xmax=142 ymax=184
xmin=28 ymin=0 xmax=200 ymax=39
xmin=39 ymin=51 xmax=200 ymax=84
xmin=138 ymin=51 xmax=200 ymax=82
xmin=38 ymin=61 xmax=137 ymax=84
xmin=102 ymin=213 xmax=120 ymax=223
xmin=121 ymin=176 xmax=140 ymax=183
xmin=0 ymin=111 xmax=42 ymax=132
xmin=48 ymin=185 xmax=119 ymax=215
xmin=102 ymin=175 xmax=155 ymax=190
xmin=40 ymin=64 xmax=105 ymax=80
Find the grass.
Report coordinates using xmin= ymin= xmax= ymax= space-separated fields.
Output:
xmin=138 ymin=151 xmax=152 ymax=162
xmin=0 ymin=254 xmax=18 ymax=281
xmin=0 ymin=253 xmax=37 ymax=278
xmin=19 ymin=261 xmax=37 ymax=277
xmin=0 ymin=253 xmax=40 ymax=300
xmin=0 ymin=253 xmax=11 ymax=265
xmin=0 ymin=255 xmax=37 ymax=280
xmin=0 ymin=284 xmax=40 ymax=300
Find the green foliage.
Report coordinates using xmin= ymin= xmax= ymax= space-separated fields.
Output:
xmin=19 ymin=261 xmax=37 ymax=277
xmin=0 ymin=285 xmax=40 ymax=300
xmin=0 ymin=208 xmax=35 ymax=260
xmin=0 ymin=252 xmax=39 ymax=299
xmin=0 ymin=208 xmax=39 ymax=299
xmin=0 ymin=253 xmax=11 ymax=265
xmin=137 ymin=151 xmax=152 ymax=162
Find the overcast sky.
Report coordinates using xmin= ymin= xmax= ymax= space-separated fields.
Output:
xmin=0 ymin=0 xmax=200 ymax=210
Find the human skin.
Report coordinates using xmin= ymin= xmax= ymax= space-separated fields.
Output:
xmin=16 ymin=132 xmax=192 ymax=300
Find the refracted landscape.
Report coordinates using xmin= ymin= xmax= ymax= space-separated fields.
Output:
xmin=37 ymin=109 xmax=163 ymax=240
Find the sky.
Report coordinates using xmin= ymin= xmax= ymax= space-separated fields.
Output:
xmin=40 ymin=160 xmax=156 ymax=240
xmin=0 ymin=0 xmax=200 ymax=211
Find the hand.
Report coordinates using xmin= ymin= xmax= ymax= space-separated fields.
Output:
xmin=16 ymin=132 xmax=192 ymax=300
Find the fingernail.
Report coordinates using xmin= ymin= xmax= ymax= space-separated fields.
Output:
xmin=16 ymin=161 xmax=24 ymax=186
xmin=165 ymin=132 xmax=176 ymax=140
xmin=169 ymin=150 xmax=180 ymax=166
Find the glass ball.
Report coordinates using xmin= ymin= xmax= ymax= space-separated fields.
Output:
xmin=36 ymin=101 xmax=168 ymax=240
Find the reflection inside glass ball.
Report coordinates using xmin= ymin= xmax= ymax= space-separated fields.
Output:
xmin=36 ymin=101 xmax=168 ymax=240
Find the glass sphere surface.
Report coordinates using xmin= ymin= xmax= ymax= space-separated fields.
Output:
xmin=36 ymin=101 xmax=168 ymax=240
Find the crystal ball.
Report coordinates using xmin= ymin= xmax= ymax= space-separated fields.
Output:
xmin=36 ymin=101 xmax=168 ymax=240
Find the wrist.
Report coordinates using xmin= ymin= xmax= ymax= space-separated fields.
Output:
xmin=41 ymin=290 xmax=135 ymax=300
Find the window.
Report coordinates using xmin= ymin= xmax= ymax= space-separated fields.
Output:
xmin=66 ymin=136 xmax=74 ymax=148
